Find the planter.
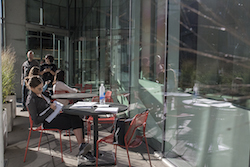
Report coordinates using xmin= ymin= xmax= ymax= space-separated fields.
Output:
xmin=2 ymin=108 xmax=8 ymax=149
xmin=5 ymin=93 xmax=16 ymax=118
xmin=3 ymin=100 xmax=13 ymax=132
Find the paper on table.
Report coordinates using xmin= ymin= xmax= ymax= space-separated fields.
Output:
xmin=95 ymin=104 xmax=110 ymax=108
xmin=94 ymin=107 xmax=119 ymax=114
xmin=69 ymin=101 xmax=97 ymax=109
xmin=45 ymin=101 xmax=63 ymax=123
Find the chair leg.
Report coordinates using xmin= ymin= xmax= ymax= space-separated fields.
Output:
xmin=87 ymin=121 xmax=92 ymax=143
xmin=23 ymin=130 xmax=32 ymax=162
xmin=125 ymin=143 xmax=132 ymax=167
xmin=114 ymin=145 xmax=117 ymax=165
xmin=96 ymin=140 xmax=100 ymax=167
xmin=38 ymin=131 xmax=43 ymax=151
xmin=68 ymin=130 xmax=72 ymax=152
xmin=59 ymin=131 xmax=64 ymax=162
xmin=144 ymin=136 xmax=152 ymax=167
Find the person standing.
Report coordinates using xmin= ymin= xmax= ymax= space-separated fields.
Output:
xmin=40 ymin=54 xmax=57 ymax=92
xmin=21 ymin=50 xmax=39 ymax=111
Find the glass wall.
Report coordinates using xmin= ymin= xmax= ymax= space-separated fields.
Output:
xmin=25 ymin=0 xmax=250 ymax=166
xmin=164 ymin=0 xmax=250 ymax=167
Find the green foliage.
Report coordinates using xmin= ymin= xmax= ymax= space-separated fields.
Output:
xmin=179 ymin=60 xmax=196 ymax=90
xmin=2 ymin=47 xmax=16 ymax=102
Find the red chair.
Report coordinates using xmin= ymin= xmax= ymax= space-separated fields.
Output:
xmin=95 ymin=111 xmax=152 ymax=167
xmin=75 ymin=83 xmax=83 ymax=91
xmin=90 ymin=90 xmax=114 ymax=102
xmin=82 ymin=84 xmax=92 ymax=93
xmin=23 ymin=108 xmax=72 ymax=163
xmin=104 ymin=90 xmax=114 ymax=102
xmin=87 ymin=91 xmax=115 ymax=142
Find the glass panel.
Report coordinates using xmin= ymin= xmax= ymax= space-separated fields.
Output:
xmin=26 ymin=31 xmax=66 ymax=71
xmin=27 ymin=31 xmax=42 ymax=61
xmin=110 ymin=0 xmax=130 ymax=105
xmin=73 ymin=1 xmax=111 ymax=89
xmin=26 ymin=0 xmax=40 ymax=24
xmin=26 ymin=0 xmax=68 ymax=28
xmin=131 ymin=0 xmax=167 ymax=151
xmin=43 ymin=1 xmax=68 ymax=28
xmin=164 ymin=0 xmax=250 ymax=167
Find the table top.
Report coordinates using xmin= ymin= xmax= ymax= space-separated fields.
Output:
xmin=62 ymin=103 xmax=128 ymax=116
xmin=51 ymin=93 xmax=98 ymax=99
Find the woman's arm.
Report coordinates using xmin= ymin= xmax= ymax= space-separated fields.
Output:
xmin=42 ymin=80 xmax=51 ymax=92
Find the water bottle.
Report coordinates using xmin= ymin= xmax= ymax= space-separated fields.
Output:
xmin=99 ymin=84 xmax=105 ymax=104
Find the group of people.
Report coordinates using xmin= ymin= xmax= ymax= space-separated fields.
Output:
xmin=21 ymin=51 xmax=56 ymax=111
xmin=21 ymin=50 xmax=93 ymax=159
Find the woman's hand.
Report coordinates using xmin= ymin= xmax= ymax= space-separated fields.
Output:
xmin=45 ymin=80 xmax=51 ymax=85
xmin=50 ymin=103 xmax=56 ymax=110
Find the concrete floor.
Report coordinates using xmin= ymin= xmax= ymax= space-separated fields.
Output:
xmin=4 ymin=101 xmax=167 ymax=167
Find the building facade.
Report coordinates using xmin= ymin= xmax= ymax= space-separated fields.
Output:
xmin=4 ymin=0 xmax=250 ymax=166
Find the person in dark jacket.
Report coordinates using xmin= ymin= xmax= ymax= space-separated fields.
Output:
xmin=21 ymin=50 xmax=39 ymax=111
xmin=26 ymin=75 xmax=91 ymax=157
xmin=40 ymin=54 xmax=57 ymax=92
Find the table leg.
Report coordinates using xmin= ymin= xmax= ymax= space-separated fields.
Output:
xmin=93 ymin=115 xmax=98 ymax=157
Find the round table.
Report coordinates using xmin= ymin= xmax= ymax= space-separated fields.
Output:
xmin=51 ymin=93 xmax=97 ymax=100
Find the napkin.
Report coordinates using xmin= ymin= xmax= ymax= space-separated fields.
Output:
xmin=94 ymin=107 xmax=119 ymax=113
xmin=69 ymin=102 xmax=97 ymax=109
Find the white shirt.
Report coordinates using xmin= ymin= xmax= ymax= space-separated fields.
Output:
xmin=52 ymin=81 xmax=78 ymax=106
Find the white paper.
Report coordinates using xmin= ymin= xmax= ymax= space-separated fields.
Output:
xmin=95 ymin=104 xmax=110 ymax=108
xmin=69 ymin=101 xmax=97 ymax=109
xmin=94 ymin=107 xmax=119 ymax=114
xmin=45 ymin=101 xmax=63 ymax=123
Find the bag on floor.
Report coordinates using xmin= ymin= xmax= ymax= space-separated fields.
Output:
xmin=113 ymin=117 xmax=132 ymax=145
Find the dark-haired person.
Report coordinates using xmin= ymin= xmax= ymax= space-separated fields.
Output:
xmin=52 ymin=70 xmax=79 ymax=106
xmin=21 ymin=50 xmax=39 ymax=111
xmin=26 ymin=76 xmax=92 ymax=158
xmin=24 ymin=66 xmax=50 ymax=92
xmin=40 ymin=54 xmax=57 ymax=91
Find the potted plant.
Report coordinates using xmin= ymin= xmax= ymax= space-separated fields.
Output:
xmin=2 ymin=47 xmax=16 ymax=133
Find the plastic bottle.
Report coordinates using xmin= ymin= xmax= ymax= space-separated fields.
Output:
xmin=99 ymin=84 xmax=105 ymax=104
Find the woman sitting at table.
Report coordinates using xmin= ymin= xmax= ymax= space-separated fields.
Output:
xmin=26 ymin=75 xmax=91 ymax=157
xmin=52 ymin=70 xmax=79 ymax=106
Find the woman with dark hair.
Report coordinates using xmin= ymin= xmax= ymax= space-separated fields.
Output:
xmin=26 ymin=75 xmax=91 ymax=157
xmin=40 ymin=54 xmax=57 ymax=90
xmin=24 ymin=66 xmax=50 ymax=92
xmin=53 ymin=70 xmax=79 ymax=106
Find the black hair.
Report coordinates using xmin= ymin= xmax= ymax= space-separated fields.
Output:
xmin=45 ymin=54 xmax=54 ymax=63
xmin=54 ymin=70 xmax=65 ymax=83
xmin=28 ymin=66 xmax=40 ymax=76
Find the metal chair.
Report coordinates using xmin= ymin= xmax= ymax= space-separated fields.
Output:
xmin=75 ymin=83 xmax=83 ymax=91
xmin=23 ymin=108 xmax=72 ymax=162
xmin=95 ymin=110 xmax=152 ymax=167
xmin=82 ymin=84 xmax=93 ymax=93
